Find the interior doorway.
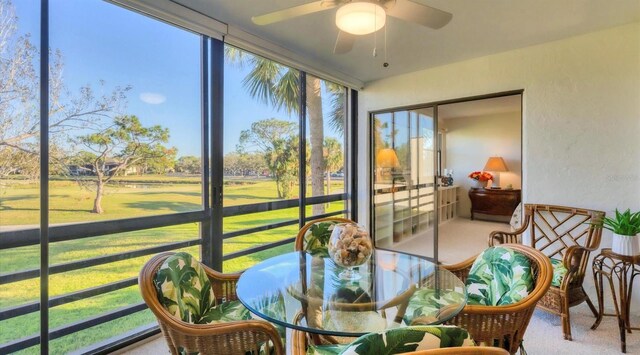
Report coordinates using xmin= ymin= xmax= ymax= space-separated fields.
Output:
xmin=370 ymin=92 xmax=523 ymax=264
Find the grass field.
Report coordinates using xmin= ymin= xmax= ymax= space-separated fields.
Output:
xmin=0 ymin=176 xmax=346 ymax=354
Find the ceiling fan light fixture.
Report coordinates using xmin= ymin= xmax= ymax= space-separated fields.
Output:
xmin=336 ymin=2 xmax=386 ymax=35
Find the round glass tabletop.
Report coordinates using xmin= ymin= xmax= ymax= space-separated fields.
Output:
xmin=236 ymin=250 xmax=467 ymax=337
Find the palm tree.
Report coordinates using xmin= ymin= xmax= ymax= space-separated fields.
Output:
xmin=323 ymin=137 xmax=343 ymax=195
xmin=226 ymin=46 xmax=345 ymax=216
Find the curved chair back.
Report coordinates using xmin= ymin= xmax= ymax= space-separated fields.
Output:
xmin=491 ymin=204 xmax=604 ymax=286
xmin=295 ymin=217 xmax=354 ymax=253
xmin=444 ymin=244 xmax=552 ymax=354
xmin=140 ymin=252 xmax=283 ymax=355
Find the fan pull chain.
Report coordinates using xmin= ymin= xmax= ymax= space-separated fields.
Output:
xmin=373 ymin=4 xmax=378 ymax=58
xmin=383 ymin=19 xmax=389 ymax=67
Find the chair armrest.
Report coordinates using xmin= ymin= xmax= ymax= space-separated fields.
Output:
xmin=291 ymin=329 xmax=309 ymax=355
xmin=563 ymin=245 xmax=596 ymax=270
xmin=489 ymin=212 xmax=531 ymax=246
xmin=488 ymin=230 xmax=522 ymax=246
xmin=559 ymin=245 xmax=596 ymax=288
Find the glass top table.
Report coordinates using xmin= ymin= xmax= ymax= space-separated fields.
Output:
xmin=236 ymin=250 xmax=467 ymax=337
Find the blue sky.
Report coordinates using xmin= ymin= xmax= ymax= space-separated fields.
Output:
xmin=15 ymin=0 xmax=342 ymax=157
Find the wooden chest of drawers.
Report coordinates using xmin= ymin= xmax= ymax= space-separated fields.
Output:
xmin=468 ymin=188 xmax=521 ymax=222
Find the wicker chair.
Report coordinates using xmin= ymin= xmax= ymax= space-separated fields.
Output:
xmin=443 ymin=244 xmax=553 ymax=354
xmin=139 ymin=252 xmax=284 ymax=355
xmin=294 ymin=217 xmax=355 ymax=252
xmin=488 ymin=204 xmax=605 ymax=340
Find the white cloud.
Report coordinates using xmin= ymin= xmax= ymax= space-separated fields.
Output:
xmin=139 ymin=92 xmax=166 ymax=105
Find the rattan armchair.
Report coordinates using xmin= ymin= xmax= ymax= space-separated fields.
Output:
xmin=139 ymin=252 xmax=284 ymax=355
xmin=488 ymin=204 xmax=605 ymax=340
xmin=443 ymin=244 xmax=553 ymax=354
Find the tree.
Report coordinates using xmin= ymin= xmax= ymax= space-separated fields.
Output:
xmin=72 ymin=115 xmax=170 ymax=213
xmin=141 ymin=146 xmax=176 ymax=174
xmin=323 ymin=137 xmax=344 ymax=194
xmin=226 ymin=47 xmax=345 ymax=215
xmin=0 ymin=0 xmax=130 ymax=178
xmin=175 ymin=156 xmax=201 ymax=174
xmin=224 ymin=152 xmax=266 ymax=176
xmin=237 ymin=118 xmax=300 ymax=198
xmin=265 ymin=136 xmax=299 ymax=199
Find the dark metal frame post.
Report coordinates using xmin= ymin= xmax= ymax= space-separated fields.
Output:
xmin=298 ymin=71 xmax=307 ymax=229
xmin=210 ymin=38 xmax=224 ymax=271
xmin=349 ymin=89 xmax=358 ymax=221
xmin=200 ymin=37 xmax=213 ymax=266
xmin=39 ymin=0 xmax=50 ymax=353
xmin=433 ymin=105 xmax=439 ymax=264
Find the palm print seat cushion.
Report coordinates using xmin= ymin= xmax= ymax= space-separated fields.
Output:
xmin=403 ymin=287 xmax=467 ymax=325
xmin=153 ymin=252 xmax=284 ymax=331
xmin=303 ymin=221 xmax=344 ymax=257
xmin=465 ymin=247 xmax=534 ymax=306
xmin=550 ymin=258 xmax=568 ymax=288
xmin=308 ymin=326 xmax=475 ymax=355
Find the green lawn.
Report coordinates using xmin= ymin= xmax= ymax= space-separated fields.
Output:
xmin=0 ymin=176 xmax=346 ymax=354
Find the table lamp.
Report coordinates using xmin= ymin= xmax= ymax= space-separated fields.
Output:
xmin=376 ymin=148 xmax=400 ymax=183
xmin=483 ymin=156 xmax=508 ymax=188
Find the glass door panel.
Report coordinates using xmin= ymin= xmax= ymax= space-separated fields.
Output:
xmin=372 ymin=108 xmax=436 ymax=260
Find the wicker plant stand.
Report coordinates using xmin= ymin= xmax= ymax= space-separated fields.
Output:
xmin=591 ymin=248 xmax=640 ymax=353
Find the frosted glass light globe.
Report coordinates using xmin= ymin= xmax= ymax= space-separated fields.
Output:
xmin=336 ymin=2 xmax=386 ymax=35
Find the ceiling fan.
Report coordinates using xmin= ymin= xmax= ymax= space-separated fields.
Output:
xmin=251 ymin=0 xmax=453 ymax=54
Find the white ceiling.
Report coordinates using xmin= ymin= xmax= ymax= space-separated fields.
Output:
xmin=170 ymin=0 xmax=640 ymax=84
xmin=438 ymin=95 xmax=521 ymax=120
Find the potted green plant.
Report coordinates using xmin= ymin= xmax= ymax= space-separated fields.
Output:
xmin=601 ymin=209 xmax=640 ymax=256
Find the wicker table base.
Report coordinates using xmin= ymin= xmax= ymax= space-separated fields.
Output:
xmin=591 ymin=248 xmax=640 ymax=353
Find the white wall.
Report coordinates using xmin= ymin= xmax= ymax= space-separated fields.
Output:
xmin=358 ymin=21 xmax=639 ymax=225
xmin=357 ymin=22 xmax=640 ymax=299
xmin=443 ymin=111 xmax=522 ymax=217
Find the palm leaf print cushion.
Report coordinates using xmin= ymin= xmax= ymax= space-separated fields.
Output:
xmin=303 ymin=221 xmax=343 ymax=257
xmin=465 ymin=247 xmax=533 ymax=306
xmin=338 ymin=326 xmax=475 ymax=354
xmin=403 ymin=287 xmax=467 ymax=325
xmin=153 ymin=252 xmax=251 ymax=324
xmin=550 ymin=258 xmax=568 ymax=288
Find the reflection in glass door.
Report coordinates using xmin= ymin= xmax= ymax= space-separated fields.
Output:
xmin=371 ymin=108 xmax=437 ymax=260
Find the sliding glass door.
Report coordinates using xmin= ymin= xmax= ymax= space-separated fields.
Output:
xmin=371 ymin=107 xmax=437 ymax=261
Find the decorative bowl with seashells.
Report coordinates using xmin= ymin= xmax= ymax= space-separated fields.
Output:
xmin=328 ymin=223 xmax=373 ymax=279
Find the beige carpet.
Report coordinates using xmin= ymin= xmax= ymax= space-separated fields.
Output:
xmin=392 ymin=217 xmax=509 ymax=264
xmin=121 ymin=218 xmax=639 ymax=354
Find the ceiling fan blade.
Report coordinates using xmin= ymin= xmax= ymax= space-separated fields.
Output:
xmin=252 ymin=1 xmax=335 ymax=26
xmin=334 ymin=31 xmax=356 ymax=54
xmin=386 ymin=0 xmax=453 ymax=29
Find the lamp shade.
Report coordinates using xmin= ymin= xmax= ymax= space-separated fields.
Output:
xmin=483 ymin=157 xmax=508 ymax=172
xmin=336 ymin=2 xmax=386 ymax=35
xmin=376 ymin=148 xmax=400 ymax=168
